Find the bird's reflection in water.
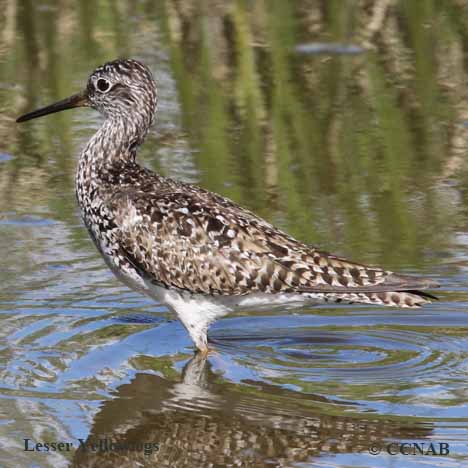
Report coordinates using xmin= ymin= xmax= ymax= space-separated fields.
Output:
xmin=73 ymin=354 xmax=432 ymax=467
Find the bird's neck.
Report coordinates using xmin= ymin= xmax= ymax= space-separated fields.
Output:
xmin=75 ymin=115 xmax=151 ymax=210
xmin=80 ymin=116 xmax=149 ymax=170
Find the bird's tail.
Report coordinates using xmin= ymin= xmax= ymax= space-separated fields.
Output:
xmin=322 ymin=290 xmax=437 ymax=308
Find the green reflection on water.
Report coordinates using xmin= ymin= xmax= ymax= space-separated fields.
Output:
xmin=2 ymin=0 xmax=465 ymax=268
xmin=1 ymin=1 xmax=468 ymax=467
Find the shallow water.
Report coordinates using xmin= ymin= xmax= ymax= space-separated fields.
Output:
xmin=1 ymin=1 xmax=468 ymax=467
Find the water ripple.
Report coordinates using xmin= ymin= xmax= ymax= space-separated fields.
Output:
xmin=209 ymin=314 xmax=468 ymax=419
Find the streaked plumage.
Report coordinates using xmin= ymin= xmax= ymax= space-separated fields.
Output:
xmin=16 ymin=59 xmax=439 ymax=353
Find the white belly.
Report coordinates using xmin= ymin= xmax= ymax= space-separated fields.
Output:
xmin=99 ymin=247 xmax=323 ymax=350
xmin=143 ymin=281 xmax=320 ymax=316
xmin=142 ymin=280 xmax=323 ymax=349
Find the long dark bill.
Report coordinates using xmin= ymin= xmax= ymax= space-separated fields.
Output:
xmin=16 ymin=91 xmax=89 ymax=123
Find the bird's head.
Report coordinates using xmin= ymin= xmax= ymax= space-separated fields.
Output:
xmin=17 ymin=58 xmax=158 ymax=128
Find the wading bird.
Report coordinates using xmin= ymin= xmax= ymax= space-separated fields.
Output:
xmin=16 ymin=59 xmax=438 ymax=354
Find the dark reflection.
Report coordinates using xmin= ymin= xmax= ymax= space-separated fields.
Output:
xmin=73 ymin=354 xmax=432 ymax=467
xmin=77 ymin=0 xmax=99 ymax=59
xmin=15 ymin=0 xmax=41 ymax=161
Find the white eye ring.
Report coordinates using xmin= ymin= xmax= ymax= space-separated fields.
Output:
xmin=96 ymin=78 xmax=111 ymax=93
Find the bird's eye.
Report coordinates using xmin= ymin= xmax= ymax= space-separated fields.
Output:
xmin=96 ymin=78 xmax=111 ymax=93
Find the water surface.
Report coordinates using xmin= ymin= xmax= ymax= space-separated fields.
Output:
xmin=0 ymin=1 xmax=467 ymax=466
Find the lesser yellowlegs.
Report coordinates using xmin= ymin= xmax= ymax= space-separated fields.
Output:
xmin=16 ymin=59 xmax=438 ymax=353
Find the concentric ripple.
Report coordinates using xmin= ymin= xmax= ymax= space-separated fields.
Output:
xmin=209 ymin=312 xmax=468 ymax=419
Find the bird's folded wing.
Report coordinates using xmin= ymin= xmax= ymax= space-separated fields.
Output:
xmin=109 ymin=190 xmax=438 ymax=296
